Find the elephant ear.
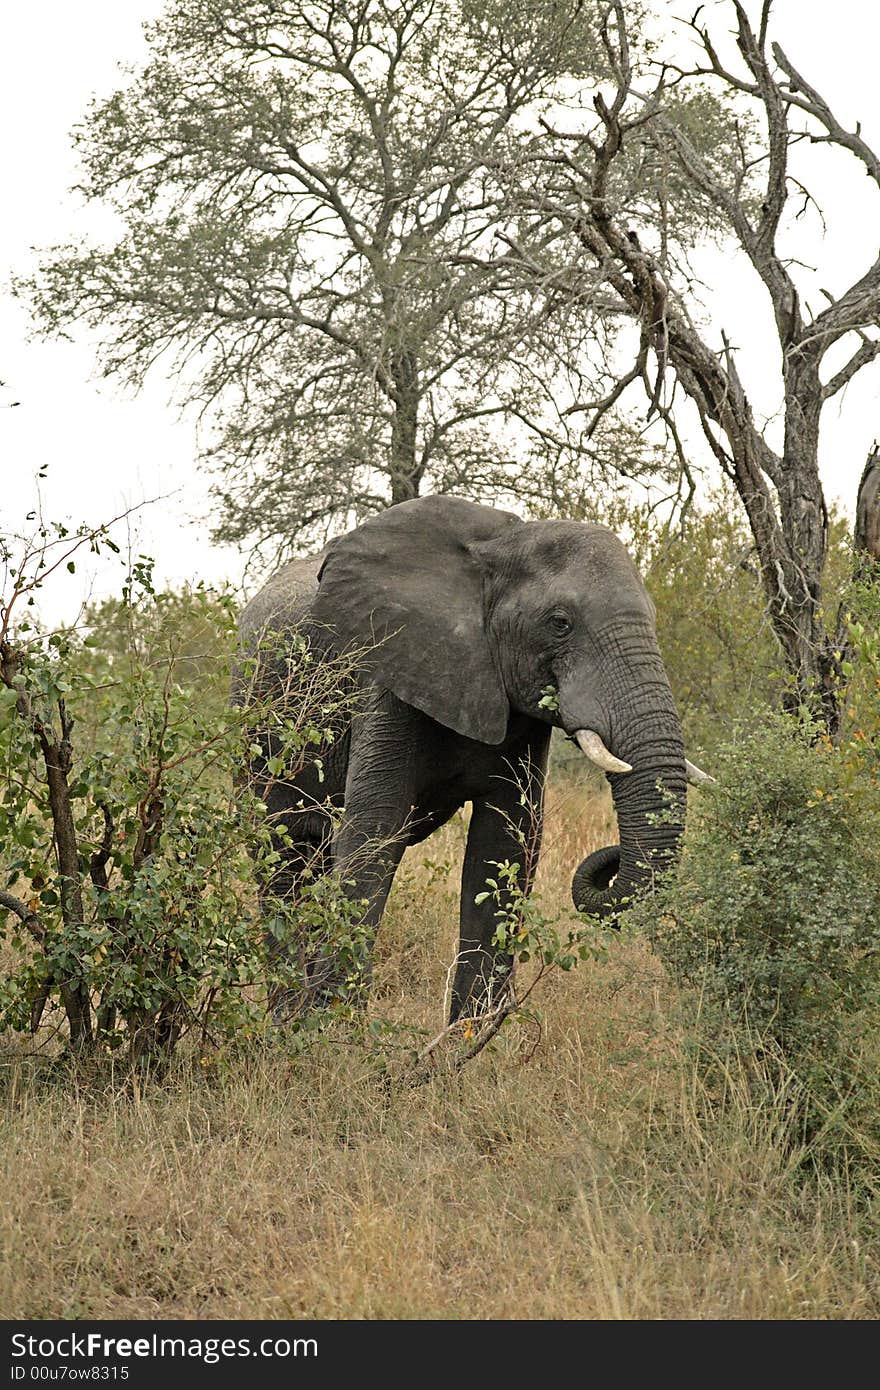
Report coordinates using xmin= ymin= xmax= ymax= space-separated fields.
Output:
xmin=311 ymin=496 xmax=522 ymax=744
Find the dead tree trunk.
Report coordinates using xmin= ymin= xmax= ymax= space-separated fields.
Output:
xmin=855 ymin=446 xmax=880 ymax=564
xmin=522 ymin=1 xmax=880 ymax=736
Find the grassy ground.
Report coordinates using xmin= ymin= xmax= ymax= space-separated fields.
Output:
xmin=1 ymin=782 xmax=878 ymax=1320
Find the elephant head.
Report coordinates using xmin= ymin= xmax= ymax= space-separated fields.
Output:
xmin=311 ymin=495 xmax=689 ymax=918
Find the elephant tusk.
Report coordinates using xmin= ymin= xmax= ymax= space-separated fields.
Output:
xmin=685 ymin=758 xmax=715 ymax=786
xmin=574 ymin=729 xmax=632 ymax=775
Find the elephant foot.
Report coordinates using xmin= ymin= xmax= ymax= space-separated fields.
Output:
xmin=449 ymin=963 xmax=515 ymax=1027
xmin=267 ymin=983 xmax=314 ymax=1027
xmin=268 ymin=953 xmax=370 ymax=1027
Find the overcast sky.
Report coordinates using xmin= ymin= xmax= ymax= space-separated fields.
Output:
xmin=2 ymin=0 xmax=879 ymax=625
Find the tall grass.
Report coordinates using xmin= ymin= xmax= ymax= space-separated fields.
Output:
xmin=1 ymin=782 xmax=878 ymax=1320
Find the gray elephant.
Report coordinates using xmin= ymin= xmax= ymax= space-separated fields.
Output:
xmin=237 ymin=495 xmax=705 ymax=1021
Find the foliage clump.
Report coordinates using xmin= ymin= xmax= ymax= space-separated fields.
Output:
xmin=633 ymin=636 xmax=880 ymax=1159
xmin=0 ymin=524 xmax=365 ymax=1068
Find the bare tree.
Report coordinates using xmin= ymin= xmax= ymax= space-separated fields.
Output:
xmin=511 ymin=0 xmax=880 ymax=730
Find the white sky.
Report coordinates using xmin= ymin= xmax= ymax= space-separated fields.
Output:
xmin=1 ymin=0 xmax=879 ymax=626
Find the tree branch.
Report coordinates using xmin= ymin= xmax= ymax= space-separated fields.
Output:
xmin=821 ymin=336 xmax=880 ymax=400
xmin=771 ymin=43 xmax=880 ymax=190
xmin=0 ymin=888 xmax=45 ymax=944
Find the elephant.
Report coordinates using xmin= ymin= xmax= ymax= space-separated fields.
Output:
xmin=236 ymin=494 xmax=706 ymax=1022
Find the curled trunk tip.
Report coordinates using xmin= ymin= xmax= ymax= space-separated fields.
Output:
xmin=571 ymin=845 xmax=621 ymax=919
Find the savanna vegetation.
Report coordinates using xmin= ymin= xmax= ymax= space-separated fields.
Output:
xmin=2 ymin=487 xmax=880 ymax=1320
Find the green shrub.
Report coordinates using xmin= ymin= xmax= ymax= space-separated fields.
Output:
xmin=633 ymin=700 xmax=880 ymax=1156
xmin=0 ymin=523 xmax=365 ymax=1067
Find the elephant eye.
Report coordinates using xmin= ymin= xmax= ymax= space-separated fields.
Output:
xmin=549 ymin=612 xmax=573 ymax=637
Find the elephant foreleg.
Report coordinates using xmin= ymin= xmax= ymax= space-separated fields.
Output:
xmin=450 ymin=735 xmax=549 ymax=1021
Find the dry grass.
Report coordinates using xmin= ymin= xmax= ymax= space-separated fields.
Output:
xmin=1 ymin=781 xmax=878 ymax=1320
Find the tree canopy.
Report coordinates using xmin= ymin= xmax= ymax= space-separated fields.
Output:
xmin=20 ymin=0 xmax=880 ymax=727
xmin=27 ymin=0 xmax=638 ymax=550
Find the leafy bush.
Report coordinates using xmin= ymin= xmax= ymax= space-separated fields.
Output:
xmin=839 ymin=555 xmax=880 ymax=766
xmin=0 ymin=521 xmax=365 ymax=1067
xmin=633 ymin=694 xmax=880 ymax=1153
xmin=649 ymin=717 xmax=880 ymax=1040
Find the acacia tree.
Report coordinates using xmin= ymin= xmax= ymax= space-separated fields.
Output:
xmin=24 ymin=0 xmax=648 ymax=555
xmin=510 ymin=0 xmax=880 ymax=728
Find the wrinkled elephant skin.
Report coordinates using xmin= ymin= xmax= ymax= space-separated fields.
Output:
xmin=236 ymin=495 xmax=686 ymax=1021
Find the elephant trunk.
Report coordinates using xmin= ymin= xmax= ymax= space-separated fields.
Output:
xmin=570 ymin=672 xmax=686 ymax=918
